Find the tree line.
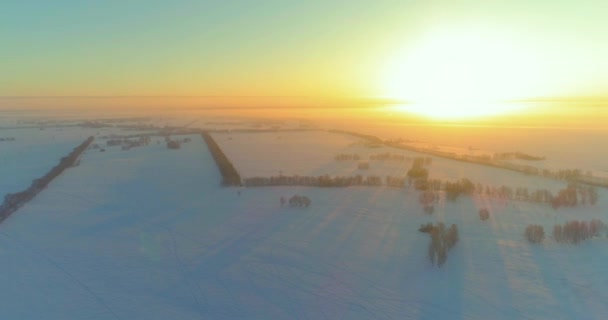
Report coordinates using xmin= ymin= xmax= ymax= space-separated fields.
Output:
xmin=327 ymin=130 xmax=383 ymax=145
xmin=246 ymin=161 xmax=599 ymax=209
xmin=333 ymin=129 xmax=607 ymax=190
xmin=370 ymin=153 xmax=408 ymax=161
xmin=553 ymin=219 xmax=605 ymax=244
xmin=201 ymin=131 xmax=242 ymax=186
xmin=413 ymin=177 xmax=598 ymax=209
xmin=494 ymin=152 xmax=545 ymax=161
xmin=0 ymin=136 xmax=94 ymax=224
xmin=245 ymin=173 xmax=599 ymax=210
xmin=284 ymin=195 xmax=311 ymax=207
xmin=334 ymin=153 xmax=432 ymax=163
xmin=525 ymin=219 xmax=606 ymax=244
xmin=244 ymin=174 xmax=384 ymax=187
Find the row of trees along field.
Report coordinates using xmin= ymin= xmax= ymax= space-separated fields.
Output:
xmin=244 ymin=175 xmax=384 ymax=187
xmin=335 ymin=153 xmax=433 ymax=163
xmin=406 ymin=154 xmax=599 ymax=215
xmin=493 ymin=152 xmax=545 ymax=161
xmin=371 ymin=154 xmax=432 ymax=162
xmin=247 ymin=153 xmax=599 ymax=209
xmin=554 ymin=220 xmax=606 ymax=244
xmin=201 ymin=132 xmax=242 ymax=186
xmin=327 ymin=129 xmax=383 ymax=145
xmin=335 ymin=129 xmax=608 ymax=189
xmin=526 ymin=220 xmax=606 ymax=244
xmin=245 ymin=173 xmax=599 ymax=209
xmin=334 ymin=153 xmax=361 ymax=161
xmin=0 ymin=136 xmax=94 ymax=223
xmin=414 ymin=178 xmax=598 ymax=209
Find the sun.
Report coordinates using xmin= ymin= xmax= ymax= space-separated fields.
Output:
xmin=381 ymin=27 xmax=541 ymax=119
xmin=390 ymin=101 xmax=525 ymax=120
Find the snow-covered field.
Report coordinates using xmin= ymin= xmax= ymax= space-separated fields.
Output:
xmin=215 ymin=131 xmax=565 ymax=192
xmin=1 ymin=127 xmax=607 ymax=319
xmin=0 ymin=127 xmax=96 ymax=197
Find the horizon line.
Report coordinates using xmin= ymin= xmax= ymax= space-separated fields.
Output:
xmin=0 ymin=95 xmax=390 ymax=100
xmin=1 ymin=95 xmax=607 ymax=101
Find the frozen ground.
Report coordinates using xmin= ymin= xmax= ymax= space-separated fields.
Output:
xmin=0 ymin=129 xmax=607 ymax=319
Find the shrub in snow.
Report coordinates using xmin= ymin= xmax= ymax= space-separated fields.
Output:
xmin=167 ymin=140 xmax=181 ymax=149
xmin=407 ymin=158 xmax=430 ymax=189
xmin=424 ymin=222 xmax=459 ymax=267
xmin=418 ymin=223 xmax=434 ymax=233
xmin=445 ymin=178 xmax=475 ymax=201
xmin=407 ymin=167 xmax=429 ymax=180
xmin=288 ymin=195 xmax=311 ymax=208
xmin=525 ymin=224 xmax=544 ymax=243
xmin=478 ymin=208 xmax=490 ymax=221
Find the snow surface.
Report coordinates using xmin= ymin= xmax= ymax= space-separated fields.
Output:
xmin=0 ymin=127 xmax=94 ymax=197
xmin=214 ymin=131 xmax=565 ymax=192
xmin=1 ymin=129 xmax=608 ymax=319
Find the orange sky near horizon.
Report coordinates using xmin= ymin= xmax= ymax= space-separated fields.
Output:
xmin=1 ymin=96 xmax=606 ymax=131
xmin=3 ymin=1 xmax=608 ymax=122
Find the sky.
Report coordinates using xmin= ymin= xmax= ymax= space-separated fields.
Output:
xmin=2 ymin=0 xmax=608 ymax=103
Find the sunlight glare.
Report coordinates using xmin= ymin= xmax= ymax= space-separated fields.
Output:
xmin=381 ymin=27 xmax=542 ymax=119
xmin=389 ymin=101 xmax=527 ymax=120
